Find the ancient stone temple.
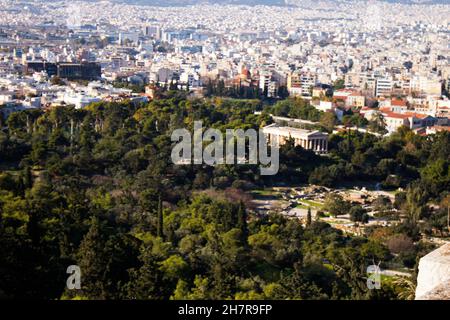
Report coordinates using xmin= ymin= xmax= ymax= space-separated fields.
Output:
xmin=263 ymin=124 xmax=329 ymax=154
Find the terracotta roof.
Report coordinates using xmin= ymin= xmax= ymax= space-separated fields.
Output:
xmin=429 ymin=126 xmax=450 ymax=132
xmin=379 ymin=106 xmax=392 ymax=112
xmin=383 ymin=112 xmax=410 ymax=119
xmin=403 ymin=112 xmax=433 ymax=119
xmin=391 ymin=99 xmax=407 ymax=106
xmin=334 ymin=89 xmax=354 ymax=93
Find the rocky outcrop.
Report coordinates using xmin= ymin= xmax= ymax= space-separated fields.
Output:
xmin=415 ymin=243 xmax=450 ymax=300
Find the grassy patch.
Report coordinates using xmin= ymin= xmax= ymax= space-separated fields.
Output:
xmin=251 ymin=189 xmax=279 ymax=197
xmin=299 ymin=199 xmax=324 ymax=208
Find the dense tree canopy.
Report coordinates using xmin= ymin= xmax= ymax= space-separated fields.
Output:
xmin=0 ymin=94 xmax=447 ymax=300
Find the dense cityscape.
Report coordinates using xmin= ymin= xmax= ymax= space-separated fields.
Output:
xmin=0 ymin=0 xmax=449 ymax=302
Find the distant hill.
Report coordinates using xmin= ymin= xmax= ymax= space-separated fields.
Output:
xmin=381 ymin=0 xmax=449 ymax=3
xmin=109 ymin=0 xmax=287 ymax=6
xmin=82 ymin=0 xmax=450 ymax=6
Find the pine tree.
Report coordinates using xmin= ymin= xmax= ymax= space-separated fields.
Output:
xmin=77 ymin=218 xmax=107 ymax=299
xmin=125 ymin=245 xmax=164 ymax=299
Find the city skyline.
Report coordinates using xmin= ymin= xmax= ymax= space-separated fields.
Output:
xmin=0 ymin=0 xmax=449 ymax=303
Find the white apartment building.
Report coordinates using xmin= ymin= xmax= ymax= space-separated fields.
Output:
xmin=410 ymin=75 xmax=442 ymax=96
xmin=61 ymin=92 xmax=101 ymax=109
xmin=300 ymin=74 xmax=316 ymax=97
xmin=375 ymin=77 xmax=393 ymax=97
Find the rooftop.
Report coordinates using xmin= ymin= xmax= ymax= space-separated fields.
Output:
xmin=263 ymin=124 xmax=328 ymax=139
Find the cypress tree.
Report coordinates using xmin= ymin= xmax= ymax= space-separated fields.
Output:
xmin=237 ymin=201 xmax=248 ymax=245
xmin=22 ymin=166 xmax=33 ymax=189
xmin=306 ymin=207 xmax=312 ymax=227
xmin=157 ymin=194 xmax=164 ymax=240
